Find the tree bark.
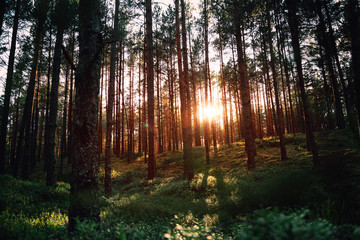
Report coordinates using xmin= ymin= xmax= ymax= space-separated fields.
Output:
xmin=179 ymin=0 xmax=194 ymax=179
xmin=314 ymin=0 xmax=345 ymax=130
xmin=346 ymin=0 xmax=360 ymax=130
xmin=67 ymin=28 xmax=75 ymax=164
xmin=0 ymin=0 xmax=21 ymax=173
xmin=266 ymin=0 xmax=287 ymax=161
xmin=203 ymin=0 xmax=211 ymax=164
xmin=146 ymin=0 xmax=155 ymax=180
xmin=286 ymin=0 xmax=319 ymax=166
xmin=68 ymin=0 xmax=102 ymax=231
xmin=232 ymin=0 xmax=256 ymax=169
xmin=15 ymin=0 xmax=49 ymax=179
xmin=188 ymin=30 xmax=201 ymax=147
xmin=105 ymin=0 xmax=119 ymax=197
xmin=45 ymin=0 xmax=66 ymax=186
xmin=219 ymin=36 xmax=230 ymax=145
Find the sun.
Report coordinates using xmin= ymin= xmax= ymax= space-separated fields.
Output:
xmin=198 ymin=103 xmax=223 ymax=123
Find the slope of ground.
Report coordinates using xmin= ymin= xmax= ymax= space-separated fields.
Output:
xmin=1 ymin=130 xmax=360 ymax=239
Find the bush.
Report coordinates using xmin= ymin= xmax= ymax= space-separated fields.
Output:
xmin=233 ymin=208 xmax=341 ymax=240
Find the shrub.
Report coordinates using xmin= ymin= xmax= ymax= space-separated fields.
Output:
xmin=233 ymin=208 xmax=336 ymax=240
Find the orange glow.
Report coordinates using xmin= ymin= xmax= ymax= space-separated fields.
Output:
xmin=198 ymin=103 xmax=223 ymax=124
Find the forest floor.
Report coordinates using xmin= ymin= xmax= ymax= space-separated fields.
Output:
xmin=1 ymin=129 xmax=360 ymax=239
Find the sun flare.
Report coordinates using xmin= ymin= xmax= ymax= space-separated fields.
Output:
xmin=198 ymin=103 xmax=223 ymax=123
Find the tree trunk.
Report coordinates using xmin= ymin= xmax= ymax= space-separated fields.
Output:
xmin=138 ymin=50 xmax=142 ymax=153
xmin=286 ymin=0 xmax=319 ymax=166
xmin=31 ymin=66 xmax=41 ymax=170
xmin=146 ymin=0 xmax=155 ymax=180
xmin=181 ymin=0 xmax=194 ymax=179
xmin=45 ymin=0 xmax=66 ymax=186
xmin=156 ymin=36 xmax=163 ymax=154
xmin=232 ymin=0 xmax=256 ymax=169
xmin=203 ymin=0 xmax=211 ymax=164
xmin=68 ymin=28 xmax=75 ymax=164
xmin=323 ymin=0 xmax=357 ymax=134
xmin=315 ymin=0 xmax=345 ymax=129
xmin=60 ymin=64 xmax=70 ymax=175
xmin=0 ymin=0 xmax=21 ymax=173
xmin=15 ymin=0 xmax=49 ymax=178
xmin=69 ymin=0 xmax=102 ymax=231
xmin=346 ymin=0 xmax=360 ymax=130
xmin=278 ymin=25 xmax=296 ymax=135
xmin=10 ymin=97 xmax=20 ymax=173
xmin=266 ymin=0 xmax=287 ymax=161
xmin=219 ymin=37 xmax=230 ymax=145
xmin=318 ymin=41 xmax=335 ymax=130
xmin=142 ymin=42 xmax=147 ymax=161
xmin=37 ymin=109 xmax=45 ymax=164
xmin=188 ymin=30 xmax=201 ymax=147
xmin=104 ymin=0 xmax=119 ymax=196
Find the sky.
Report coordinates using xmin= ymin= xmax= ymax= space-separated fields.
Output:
xmin=0 ymin=0 xmax=222 ymax=95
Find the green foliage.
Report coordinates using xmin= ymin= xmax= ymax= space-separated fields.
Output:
xmin=232 ymin=208 xmax=360 ymax=240
xmin=0 ymin=174 xmax=69 ymax=216
xmin=233 ymin=208 xmax=336 ymax=240
xmin=0 ymin=209 xmax=68 ymax=240
xmin=1 ymin=131 xmax=360 ymax=239
xmin=164 ymin=212 xmax=225 ymax=239
xmin=0 ymin=175 xmax=69 ymax=239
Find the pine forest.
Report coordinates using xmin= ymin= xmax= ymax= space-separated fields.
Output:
xmin=0 ymin=0 xmax=360 ymax=239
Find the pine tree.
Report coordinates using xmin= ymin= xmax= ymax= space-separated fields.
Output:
xmin=69 ymin=0 xmax=102 ymax=231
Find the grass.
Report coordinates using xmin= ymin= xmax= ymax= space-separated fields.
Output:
xmin=1 ymin=129 xmax=360 ymax=239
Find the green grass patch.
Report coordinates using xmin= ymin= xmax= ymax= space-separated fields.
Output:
xmin=1 ymin=130 xmax=360 ymax=239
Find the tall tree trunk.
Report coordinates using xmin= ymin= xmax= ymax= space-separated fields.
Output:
xmin=146 ymin=0 xmax=155 ymax=180
xmin=274 ymin=13 xmax=290 ymax=134
xmin=323 ymin=0 xmax=357 ymax=133
xmin=31 ymin=66 xmax=41 ymax=170
xmin=138 ymin=50 xmax=142 ymax=153
xmin=45 ymin=0 xmax=66 ymax=186
xmin=68 ymin=27 xmax=75 ymax=164
xmin=266 ymin=0 xmax=287 ymax=161
xmin=232 ymin=0 xmax=256 ymax=169
xmin=60 ymin=65 xmax=70 ymax=175
xmin=188 ymin=30 xmax=201 ymax=147
xmin=119 ymin=57 xmax=123 ymax=155
xmin=219 ymin=37 xmax=230 ymax=145
xmin=278 ymin=23 xmax=296 ymax=135
xmin=229 ymin=90 xmax=235 ymax=142
xmin=262 ymin=30 xmax=277 ymax=136
xmin=180 ymin=0 xmax=194 ymax=179
xmin=99 ymin=54 xmax=104 ymax=158
xmin=43 ymin=26 xmax=53 ymax=172
xmin=69 ymin=0 xmax=102 ymax=231
xmin=10 ymin=97 xmax=20 ymax=173
xmin=169 ymin=55 xmax=176 ymax=151
xmin=121 ymin=48 xmax=125 ymax=156
xmin=0 ymin=0 xmax=21 ymax=173
xmin=142 ymin=43 xmax=147 ymax=161
xmin=155 ymin=36 xmax=163 ymax=154
xmin=37 ymin=108 xmax=45 ymax=164
xmin=203 ymin=0 xmax=211 ymax=164
xmin=315 ymin=0 xmax=345 ymax=129
xmin=15 ymin=0 xmax=49 ymax=178
xmin=318 ymin=41 xmax=335 ymax=130
xmin=105 ymin=0 xmax=119 ymax=196
xmin=346 ymin=0 xmax=360 ymax=130
xmin=286 ymin=0 xmax=319 ymax=166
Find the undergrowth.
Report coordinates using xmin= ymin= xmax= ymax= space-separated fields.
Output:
xmin=1 ymin=130 xmax=360 ymax=239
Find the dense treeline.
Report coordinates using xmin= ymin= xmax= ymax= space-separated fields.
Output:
xmin=0 ymin=0 xmax=359 ymax=231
